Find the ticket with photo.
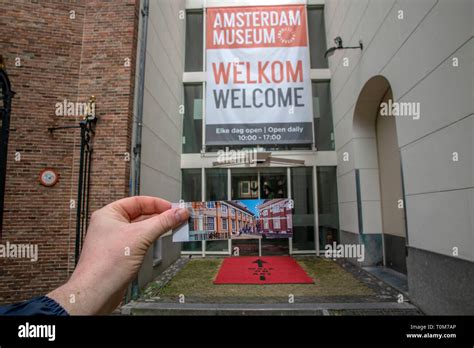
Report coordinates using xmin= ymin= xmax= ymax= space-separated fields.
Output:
xmin=172 ymin=199 xmax=294 ymax=242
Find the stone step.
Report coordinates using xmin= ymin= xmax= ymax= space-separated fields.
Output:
xmin=121 ymin=301 xmax=420 ymax=316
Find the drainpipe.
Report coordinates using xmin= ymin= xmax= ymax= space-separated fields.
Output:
xmin=129 ymin=0 xmax=149 ymax=302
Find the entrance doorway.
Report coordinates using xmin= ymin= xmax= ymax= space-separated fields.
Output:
xmin=259 ymin=168 xmax=289 ymax=255
xmin=231 ymin=168 xmax=259 ymax=255
xmin=181 ymin=164 xmax=340 ymax=257
xmin=230 ymin=167 xmax=289 ymax=255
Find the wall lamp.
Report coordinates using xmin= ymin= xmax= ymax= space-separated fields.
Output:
xmin=324 ymin=36 xmax=363 ymax=58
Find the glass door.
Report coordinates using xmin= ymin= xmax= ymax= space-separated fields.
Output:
xmin=258 ymin=168 xmax=289 ymax=256
xmin=205 ymin=168 xmax=229 ymax=253
xmin=182 ymin=166 xmax=324 ymax=256
xmin=317 ymin=167 xmax=340 ymax=251
xmin=291 ymin=167 xmax=316 ymax=252
xmin=230 ymin=168 xmax=259 ymax=255
xmin=181 ymin=169 xmax=203 ymax=252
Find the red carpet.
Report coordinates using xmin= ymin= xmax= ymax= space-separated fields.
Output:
xmin=214 ymin=256 xmax=314 ymax=284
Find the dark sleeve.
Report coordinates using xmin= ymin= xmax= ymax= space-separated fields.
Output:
xmin=0 ymin=296 xmax=69 ymax=316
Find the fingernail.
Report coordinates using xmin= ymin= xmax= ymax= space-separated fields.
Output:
xmin=175 ymin=208 xmax=189 ymax=223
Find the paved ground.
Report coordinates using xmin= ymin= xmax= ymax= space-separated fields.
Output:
xmin=121 ymin=256 xmax=423 ymax=315
xmin=363 ymin=266 xmax=409 ymax=294
xmin=122 ymin=302 xmax=420 ymax=316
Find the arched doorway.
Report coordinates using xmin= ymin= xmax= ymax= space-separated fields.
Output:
xmin=353 ymin=75 xmax=407 ymax=274
xmin=0 ymin=56 xmax=15 ymax=237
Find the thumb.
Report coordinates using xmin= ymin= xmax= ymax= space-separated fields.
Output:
xmin=136 ymin=208 xmax=189 ymax=242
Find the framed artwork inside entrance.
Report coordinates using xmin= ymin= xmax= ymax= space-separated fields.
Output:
xmin=239 ymin=180 xmax=258 ymax=198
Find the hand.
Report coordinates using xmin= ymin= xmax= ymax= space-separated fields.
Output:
xmin=47 ymin=196 xmax=189 ymax=315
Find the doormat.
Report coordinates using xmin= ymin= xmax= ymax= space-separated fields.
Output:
xmin=213 ymin=256 xmax=314 ymax=284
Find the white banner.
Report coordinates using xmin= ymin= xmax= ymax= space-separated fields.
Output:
xmin=205 ymin=5 xmax=313 ymax=145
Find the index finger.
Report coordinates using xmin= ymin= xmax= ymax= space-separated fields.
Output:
xmin=107 ymin=196 xmax=172 ymax=221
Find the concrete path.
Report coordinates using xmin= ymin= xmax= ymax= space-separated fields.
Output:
xmin=121 ymin=301 xmax=421 ymax=316
xmin=363 ymin=266 xmax=408 ymax=295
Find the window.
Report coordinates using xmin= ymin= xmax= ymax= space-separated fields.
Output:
xmin=206 ymin=168 xmax=227 ymax=200
xmin=185 ymin=11 xmax=203 ymax=72
xmin=221 ymin=204 xmax=227 ymax=213
xmin=197 ymin=214 xmax=204 ymax=231
xmin=181 ymin=169 xmax=201 ymax=201
xmin=274 ymin=218 xmax=281 ymax=229
xmin=312 ymin=81 xmax=335 ymax=151
xmin=222 ymin=218 xmax=228 ymax=230
xmin=185 ymin=7 xmax=328 ymax=71
xmin=206 ymin=201 xmax=215 ymax=209
xmin=308 ymin=7 xmax=329 ymax=69
xmin=231 ymin=208 xmax=235 ymax=216
xmin=232 ymin=220 xmax=236 ymax=231
xmin=183 ymin=84 xmax=203 ymax=154
xmin=207 ymin=217 xmax=215 ymax=231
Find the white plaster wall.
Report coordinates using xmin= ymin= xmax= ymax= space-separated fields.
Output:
xmin=133 ymin=0 xmax=186 ymax=288
xmin=141 ymin=0 xmax=185 ymax=202
xmin=326 ymin=0 xmax=473 ymax=261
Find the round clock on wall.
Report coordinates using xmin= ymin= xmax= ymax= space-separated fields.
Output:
xmin=39 ymin=168 xmax=59 ymax=187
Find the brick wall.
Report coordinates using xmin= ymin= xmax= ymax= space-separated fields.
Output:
xmin=0 ymin=0 xmax=139 ymax=303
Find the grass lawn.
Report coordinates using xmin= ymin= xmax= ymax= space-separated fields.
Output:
xmin=147 ymin=257 xmax=374 ymax=302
